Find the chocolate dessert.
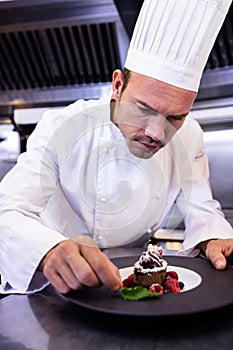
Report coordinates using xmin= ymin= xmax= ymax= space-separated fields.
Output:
xmin=133 ymin=243 xmax=168 ymax=287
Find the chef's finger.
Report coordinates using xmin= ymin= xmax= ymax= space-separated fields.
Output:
xmin=205 ymin=242 xmax=227 ymax=270
xmin=57 ymin=240 xmax=102 ymax=288
xmin=80 ymin=244 xmax=123 ymax=291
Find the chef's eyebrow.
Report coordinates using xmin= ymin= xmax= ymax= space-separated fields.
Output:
xmin=136 ymin=100 xmax=189 ymax=119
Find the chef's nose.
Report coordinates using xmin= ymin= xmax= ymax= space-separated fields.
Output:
xmin=144 ymin=115 xmax=166 ymax=142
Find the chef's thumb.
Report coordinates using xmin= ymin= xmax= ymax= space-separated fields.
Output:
xmin=214 ymin=256 xmax=226 ymax=270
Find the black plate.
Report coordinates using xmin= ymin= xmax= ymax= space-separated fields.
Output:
xmin=61 ymin=256 xmax=233 ymax=317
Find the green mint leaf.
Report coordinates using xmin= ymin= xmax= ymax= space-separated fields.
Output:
xmin=120 ymin=286 xmax=160 ymax=301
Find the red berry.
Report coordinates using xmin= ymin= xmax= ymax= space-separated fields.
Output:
xmin=122 ymin=273 xmax=136 ymax=288
xmin=149 ymin=283 xmax=164 ymax=295
xmin=163 ymin=278 xmax=181 ymax=293
xmin=166 ymin=271 xmax=178 ymax=280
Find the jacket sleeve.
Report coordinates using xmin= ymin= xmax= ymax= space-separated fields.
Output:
xmin=0 ymin=112 xmax=68 ymax=294
xmin=175 ymin=119 xmax=233 ymax=257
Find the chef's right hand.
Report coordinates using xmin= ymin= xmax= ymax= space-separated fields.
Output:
xmin=38 ymin=235 xmax=123 ymax=294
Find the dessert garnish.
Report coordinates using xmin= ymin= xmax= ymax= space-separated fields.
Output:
xmin=120 ymin=285 xmax=160 ymax=301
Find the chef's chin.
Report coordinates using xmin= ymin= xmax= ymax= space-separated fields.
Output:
xmin=126 ymin=140 xmax=158 ymax=159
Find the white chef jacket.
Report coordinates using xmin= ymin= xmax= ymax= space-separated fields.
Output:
xmin=0 ymin=94 xmax=232 ymax=294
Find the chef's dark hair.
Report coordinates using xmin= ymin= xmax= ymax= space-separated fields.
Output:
xmin=121 ymin=67 xmax=131 ymax=94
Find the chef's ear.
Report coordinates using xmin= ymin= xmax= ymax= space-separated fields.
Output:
xmin=111 ymin=69 xmax=124 ymax=101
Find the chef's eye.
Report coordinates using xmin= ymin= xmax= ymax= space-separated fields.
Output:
xmin=138 ymin=105 xmax=151 ymax=113
xmin=167 ymin=115 xmax=185 ymax=122
xmin=137 ymin=105 xmax=156 ymax=117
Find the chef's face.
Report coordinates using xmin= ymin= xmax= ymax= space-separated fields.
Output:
xmin=111 ymin=69 xmax=197 ymax=159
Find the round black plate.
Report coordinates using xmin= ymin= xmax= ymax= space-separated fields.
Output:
xmin=61 ymin=256 xmax=233 ymax=317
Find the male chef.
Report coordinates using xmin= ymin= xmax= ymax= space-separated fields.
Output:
xmin=0 ymin=0 xmax=232 ymax=294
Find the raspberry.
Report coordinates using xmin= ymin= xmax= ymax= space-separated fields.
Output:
xmin=163 ymin=278 xmax=181 ymax=294
xmin=149 ymin=283 xmax=164 ymax=295
xmin=166 ymin=270 xmax=178 ymax=280
xmin=122 ymin=273 xmax=136 ymax=288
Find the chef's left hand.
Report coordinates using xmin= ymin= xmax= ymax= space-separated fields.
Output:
xmin=198 ymin=238 xmax=233 ymax=270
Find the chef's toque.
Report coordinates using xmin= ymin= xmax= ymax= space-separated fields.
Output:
xmin=124 ymin=0 xmax=232 ymax=91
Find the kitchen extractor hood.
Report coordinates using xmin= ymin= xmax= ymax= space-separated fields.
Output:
xmin=0 ymin=0 xmax=232 ymax=110
xmin=0 ymin=0 xmax=129 ymax=108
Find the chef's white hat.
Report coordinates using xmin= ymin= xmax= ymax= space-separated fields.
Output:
xmin=124 ymin=0 xmax=231 ymax=91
